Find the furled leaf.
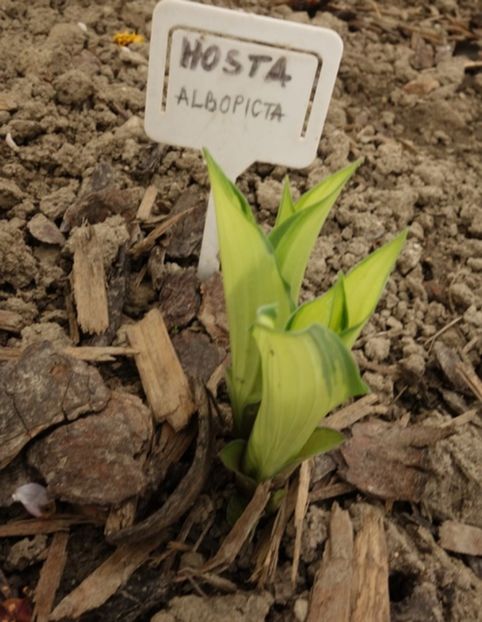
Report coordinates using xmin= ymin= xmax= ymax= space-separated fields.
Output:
xmin=204 ymin=151 xmax=293 ymax=429
xmin=243 ymin=307 xmax=367 ymax=482
xmin=269 ymin=161 xmax=361 ymax=302
xmin=274 ymin=177 xmax=294 ymax=227
xmin=289 ymin=231 xmax=407 ymax=348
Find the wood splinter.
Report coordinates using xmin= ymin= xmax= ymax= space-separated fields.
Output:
xmin=71 ymin=225 xmax=109 ymax=335
xmin=127 ymin=308 xmax=195 ymax=430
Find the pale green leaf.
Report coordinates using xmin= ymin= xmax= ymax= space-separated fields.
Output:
xmin=269 ymin=161 xmax=361 ymax=302
xmin=204 ymin=151 xmax=293 ymax=429
xmin=294 ymin=159 xmax=362 ymax=212
xmin=289 ymin=231 xmax=407 ymax=348
xmin=274 ymin=177 xmax=294 ymax=227
xmin=243 ymin=307 xmax=368 ymax=482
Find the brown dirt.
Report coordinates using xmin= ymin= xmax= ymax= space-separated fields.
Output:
xmin=0 ymin=0 xmax=481 ymax=621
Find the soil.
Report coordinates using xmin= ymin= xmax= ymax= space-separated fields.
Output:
xmin=0 ymin=0 xmax=481 ymax=621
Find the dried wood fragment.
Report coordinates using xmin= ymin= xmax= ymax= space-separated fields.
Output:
xmin=203 ymin=480 xmax=272 ymax=573
xmin=292 ymin=461 xmax=311 ymax=586
xmin=439 ymin=520 xmax=482 ymax=556
xmin=455 ymin=362 xmax=482 ymax=401
xmin=0 ymin=345 xmax=136 ymax=362
xmin=340 ymin=421 xmax=450 ymax=502
xmin=0 ymin=309 xmax=24 ymax=333
xmin=0 ymin=517 xmax=92 ymax=538
xmin=310 ymin=482 xmax=355 ymax=503
xmin=71 ymin=225 xmax=109 ymax=334
xmin=351 ymin=505 xmax=389 ymax=622
xmin=104 ymin=499 xmax=137 ymax=539
xmin=307 ymin=504 xmax=354 ymax=622
xmin=127 ymin=309 xmax=195 ymax=429
xmin=324 ymin=394 xmax=387 ymax=431
xmin=136 ymin=184 xmax=158 ymax=221
xmin=49 ymin=534 xmax=166 ymax=621
xmin=33 ymin=531 xmax=69 ymax=622
xmin=251 ymin=483 xmax=295 ymax=587
xmin=130 ymin=209 xmax=193 ymax=258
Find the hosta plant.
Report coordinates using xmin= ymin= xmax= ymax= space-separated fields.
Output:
xmin=204 ymin=150 xmax=406 ymax=488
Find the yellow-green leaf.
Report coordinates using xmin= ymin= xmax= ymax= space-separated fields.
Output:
xmin=243 ymin=307 xmax=367 ymax=482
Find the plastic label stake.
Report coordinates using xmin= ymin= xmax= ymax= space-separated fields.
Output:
xmin=145 ymin=0 xmax=343 ymax=279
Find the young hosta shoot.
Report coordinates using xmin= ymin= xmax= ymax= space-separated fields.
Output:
xmin=204 ymin=150 xmax=406 ymax=484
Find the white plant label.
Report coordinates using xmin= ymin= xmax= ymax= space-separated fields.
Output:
xmin=145 ymin=0 xmax=343 ymax=278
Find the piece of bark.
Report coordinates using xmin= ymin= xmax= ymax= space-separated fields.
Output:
xmin=33 ymin=532 xmax=69 ymax=622
xmin=439 ymin=520 xmax=482 ymax=556
xmin=0 ymin=341 xmax=110 ymax=469
xmin=127 ymin=309 xmax=195 ymax=430
xmin=307 ymin=503 xmax=354 ymax=622
xmin=0 ymin=309 xmax=24 ymax=333
xmin=158 ymin=267 xmax=200 ymax=329
xmin=0 ymin=517 xmax=92 ymax=538
xmin=172 ymin=330 xmax=224 ymax=383
xmin=28 ymin=391 xmax=152 ymax=506
xmin=49 ymin=533 xmax=167 ymax=621
xmin=61 ymin=187 xmax=137 ymax=231
xmin=199 ymin=272 xmax=229 ymax=348
xmin=71 ymin=225 xmax=109 ymax=334
xmin=203 ymin=480 xmax=272 ymax=573
xmin=165 ymin=186 xmax=207 ymax=259
xmin=136 ymin=185 xmax=158 ymax=221
xmin=339 ymin=421 xmax=450 ymax=502
xmin=108 ymin=385 xmax=211 ymax=543
xmin=351 ymin=504 xmax=389 ymax=622
xmin=433 ymin=341 xmax=469 ymax=393
xmin=27 ymin=213 xmax=65 ymax=246
xmin=324 ymin=394 xmax=387 ymax=431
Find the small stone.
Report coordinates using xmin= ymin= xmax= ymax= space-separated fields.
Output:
xmin=398 ymin=240 xmax=422 ymax=275
xmin=256 ymin=178 xmax=283 ymax=214
xmin=402 ymin=353 xmax=426 ymax=377
xmin=365 ymin=337 xmax=391 ymax=362
xmin=294 ymin=598 xmax=308 ymax=622
xmin=27 ymin=213 xmax=65 ymax=245
xmin=54 ymin=69 xmax=93 ymax=105
xmin=449 ymin=282 xmax=475 ymax=308
xmin=6 ymin=535 xmax=48 ymax=571
xmin=0 ymin=178 xmax=24 ymax=210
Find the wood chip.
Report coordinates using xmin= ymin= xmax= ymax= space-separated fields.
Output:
xmin=251 ymin=482 xmax=295 ymax=587
xmin=203 ymin=480 xmax=272 ymax=573
xmin=27 ymin=213 xmax=65 ymax=246
xmin=324 ymin=394 xmax=387 ymax=431
xmin=49 ymin=534 xmax=166 ymax=621
xmin=0 ymin=517 xmax=92 ymax=538
xmin=33 ymin=532 xmax=69 ymax=622
xmin=340 ymin=420 xmax=450 ymax=502
xmin=136 ymin=184 xmax=158 ymax=221
xmin=104 ymin=499 xmax=137 ymax=540
xmin=127 ymin=309 xmax=195 ymax=430
xmin=439 ymin=520 xmax=482 ymax=556
xmin=307 ymin=503 xmax=354 ymax=622
xmin=310 ymin=482 xmax=356 ymax=503
xmin=130 ymin=209 xmax=193 ymax=258
xmin=0 ymin=345 xmax=136 ymax=362
xmin=292 ymin=461 xmax=311 ymax=586
xmin=71 ymin=225 xmax=109 ymax=334
xmin=351 ymin=504 xmax=390 ymax=622
xmin=0 ymin=309 xmax=24 ymax=333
